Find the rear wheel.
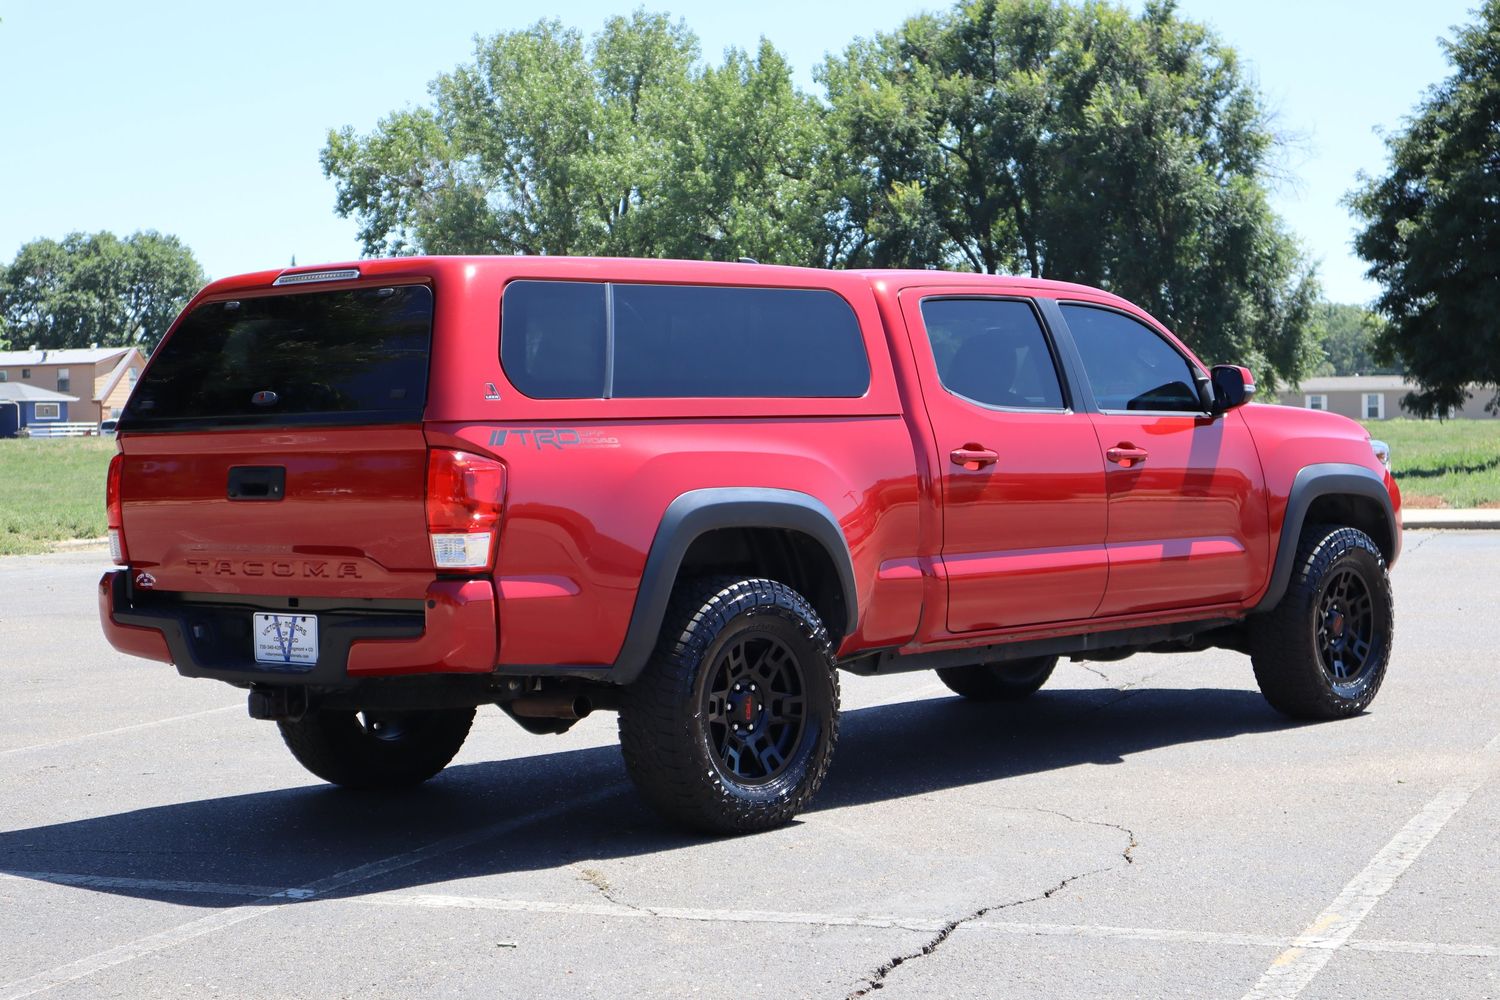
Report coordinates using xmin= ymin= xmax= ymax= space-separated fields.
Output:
xmin=277 ymin=707 xmax=474 ymax=789
xmin=1250 ymin=524 xmax=1393 ymax=719
xmin=618 ymin=577 xmax=839 ymax=835
xmin=936 ymin=656 xmax=1058 ymax=701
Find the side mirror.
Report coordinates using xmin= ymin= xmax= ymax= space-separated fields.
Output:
xmin=1210 ymin=365 xmax=1256 ymax=413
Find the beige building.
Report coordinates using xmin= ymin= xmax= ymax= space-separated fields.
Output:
xmin=0 ymin=347 xmax=146 ymax=426
xmin=1275 ymin=375 xmax=1499 ymax=421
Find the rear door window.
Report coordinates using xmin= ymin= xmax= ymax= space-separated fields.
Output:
xmin=920 ymin=298 xmax=1065 ymax=409
xmin=122 ymin=285 xmax=433 ymax=430
xmin=500 ymin=280 xmax=870 ymax=399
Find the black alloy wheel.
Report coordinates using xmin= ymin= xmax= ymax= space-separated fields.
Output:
xmin=705 ymin=632 xmax=808 ymax=785
xmin=1315 ymin=565 xmax=1378 ymax=693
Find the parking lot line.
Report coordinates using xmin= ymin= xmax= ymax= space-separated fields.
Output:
xmin=1238 ymin=729 xmax=1500 ymax=1000
xmin=10 ymin=869 xmax=1490 ymax=963
xmin=0 ymin=784 xmax=627 ymax=1000
xmin=0 ymin=705 xmax=240 ymax=758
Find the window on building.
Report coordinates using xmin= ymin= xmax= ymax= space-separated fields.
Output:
xmin=57 ymin=368 xmax=71 ymax=393
xmin=1306 ymin=394 xmax=1327 ymax=411
xmin=21 ymin=368 xmax=31 ymax=380
xmin=34 ymin=403 xmax=60 ymax=420
xmin=0 ymin=371 xmax=7 ymax=382
xmin=1364 ymin=393 xmax=1385 ymax=420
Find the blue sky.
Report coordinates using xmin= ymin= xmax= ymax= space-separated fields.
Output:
xmin=0 ymin=0 xmax=1478 ymax=303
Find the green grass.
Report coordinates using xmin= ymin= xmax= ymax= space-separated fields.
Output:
xmin=1362 ymin=419 xmax=1500 ymax=509
xmin=0 ymin=437 xmax=115 ymax=555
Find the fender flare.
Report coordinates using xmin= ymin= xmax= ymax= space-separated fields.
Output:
xmin=502 ymin=488 xmax=859 ymax=685
xmin=1251 ymin=462 xmax=1398 ymax=614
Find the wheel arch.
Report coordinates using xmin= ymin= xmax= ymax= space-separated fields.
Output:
xmin=1252 ymin=463 xmax=1399 ymax=614
xmin=610 ymin=488 xmax=857 ymax=685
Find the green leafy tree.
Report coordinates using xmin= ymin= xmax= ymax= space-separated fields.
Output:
xmin=322 ymin=12 xmax=837 ymax=264
xmin=1350 ymin=1 xmax=1500 ymax=416
xmin=820 ymin=0 xmax=1319 ymax=385
xmin=1310 ymin=302 xmax=1399 ymax=377
xmin=0 ymin=231 xmax=206 ymax=353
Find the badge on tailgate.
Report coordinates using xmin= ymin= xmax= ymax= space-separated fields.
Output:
xmin=253 ymin=613 xmax=318 ymax=667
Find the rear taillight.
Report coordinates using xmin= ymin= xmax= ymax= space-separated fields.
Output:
xmin=106 ymin=451 xmax=127 ymax=565
xmin=426 ymin=449 xmax=505 ymax=571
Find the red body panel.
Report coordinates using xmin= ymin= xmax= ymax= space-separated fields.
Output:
xmin=103 ymin=256 xmax=1398 ymax=681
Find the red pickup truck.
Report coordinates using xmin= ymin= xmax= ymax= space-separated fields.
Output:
xmin=99 ymin=257 xmax=1400 ymax=833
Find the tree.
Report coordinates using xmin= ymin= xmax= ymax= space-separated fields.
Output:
xmin=0 ymin=231 xmax=206 ymax=353
xmin=819 ymin=0 xmax=1319 ymax=386
xmin=1310 ymin=302 xmax=1399 ymax=377
xmin=1349 ymin=1 xmax=1500 ymax=416
xmin=322 ymin=13 xmax=838 ymax=264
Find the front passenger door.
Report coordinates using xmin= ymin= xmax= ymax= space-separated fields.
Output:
xmin=1058 ymin=302 xmax=1268 ymax=616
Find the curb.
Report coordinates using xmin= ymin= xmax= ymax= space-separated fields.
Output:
xmin=1401 ymin=511 xmax=1500 ymax=530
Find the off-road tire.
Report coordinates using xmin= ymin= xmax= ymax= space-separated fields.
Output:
xmin=277 ymin=707 xmax=475 ymax=789
xmin=1250 ymin=524 xmax=1393 ymax=719
xmin=618 ymin=577 xmax=839 ymax=835
xmin=936 ymin=656 xmax=1058 ymax=701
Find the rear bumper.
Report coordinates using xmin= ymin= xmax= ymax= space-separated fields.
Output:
xmin=98 ymin=571 xmax=498 ymax=686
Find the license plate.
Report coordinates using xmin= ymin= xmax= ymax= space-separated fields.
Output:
xmin=253 ymin=613 xmax=318 ymax=667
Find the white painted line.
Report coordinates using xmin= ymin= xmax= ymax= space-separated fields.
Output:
xmin=0 ymin=705 xmax=240 ymax=757
xmin=5 ymin=871 xmax=1494 ymax=963
xmin=0 ymin=784 xmax=625 ymax=1000
xmin=370 ymin=891 xmax=944 ymax=932
xmin=0 ymin=871 xmax=282 ymax=898
xmin=364 ymin=894 xmax=1500 ymax=958
xmin=1239 ymin=734 xmax=1499 ymax=1000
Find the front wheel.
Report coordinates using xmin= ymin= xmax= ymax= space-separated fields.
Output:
xmin=277 ymin=707 xmax=475 ymax=789
xmin=1250 ymin=524 xmax=1393 ymax=719
xmin=618 ymin=577 xmax=839 ymax=835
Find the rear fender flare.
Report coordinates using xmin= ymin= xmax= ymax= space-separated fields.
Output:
xmin=608 ymin=488 xmax=858 ymax=685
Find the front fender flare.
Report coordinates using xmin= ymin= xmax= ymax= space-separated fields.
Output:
xmin=1251 ymin=462 xmax=1398 ymax=614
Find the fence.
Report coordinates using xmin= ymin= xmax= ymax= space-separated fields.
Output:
xmin=23 ymin=422 xmax=100 ymax=439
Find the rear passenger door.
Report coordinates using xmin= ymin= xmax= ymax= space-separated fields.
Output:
xmin=1056 ymin=302 xmax=1267 ymax=616
xmin=900 ymin=293 xmax=1109 ymax=632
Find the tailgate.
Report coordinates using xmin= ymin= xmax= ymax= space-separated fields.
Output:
xmin=118 ymin=426 xmax=431 ymax=598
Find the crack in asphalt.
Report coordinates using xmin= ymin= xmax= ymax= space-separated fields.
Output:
xmin=578 ymin=867 xmax=657 ymax=916
xmin=842 ymin=808 xmax=1139 ymax=997
xmin=1075 ymin=663 xmax=1113 ymax=684
xmin=1024 ymin=808 xmax=1138 ymax=864
xmin=842 ymin=867 xmax=1113 ymax=999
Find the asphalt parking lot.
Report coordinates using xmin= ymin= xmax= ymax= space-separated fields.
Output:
xmin=2 ymin=531 xmax=1497 ymax=999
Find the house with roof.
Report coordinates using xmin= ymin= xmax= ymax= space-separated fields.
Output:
xmin=0 ymin=383 xmax=81 ymax=437
xmin=1274 ymin=375 xmax=1499 ymax=420
xmin=0 ymin=346 xmax=146 ymax=428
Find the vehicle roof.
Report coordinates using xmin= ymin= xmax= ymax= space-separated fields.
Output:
xmin=194 ymin=255 xmax=1134 ymax=308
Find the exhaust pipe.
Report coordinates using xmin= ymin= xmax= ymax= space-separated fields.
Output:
xmin=507 ymin=693 xmax=593 ymax=721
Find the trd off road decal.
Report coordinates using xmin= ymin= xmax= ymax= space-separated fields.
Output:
xmin=488 ymin=428 xmax=620 ymax=450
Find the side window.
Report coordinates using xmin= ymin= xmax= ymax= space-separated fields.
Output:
xmin=920 ymin=298 xmax=1065 ymax=410
xmin=499 ymin=280 xmax=869 ymax=399
xmin=500 ymin=281 xmax=608 ymax=399
xmin=611 ymin=284 xmax=868 ymax=398
xmin=1061 ymin=304 xmax=1203 ymax=412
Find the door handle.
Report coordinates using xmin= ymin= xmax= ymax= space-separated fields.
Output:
xmin=1106 ymin=445 xmax=1148 ymax=467
xmin=950 ymin=446 xmax=999 ymax=469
